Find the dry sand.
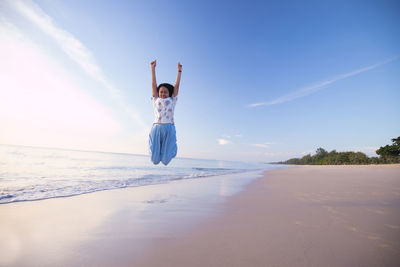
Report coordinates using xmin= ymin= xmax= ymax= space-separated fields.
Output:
xmin=136 ymin=165 xmax=400 ymax=267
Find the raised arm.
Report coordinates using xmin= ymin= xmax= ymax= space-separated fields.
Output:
xmin=151 ymin=60 xmax=157 ymax=97
xmin=174 ymin=62 xmax=182 ymax=97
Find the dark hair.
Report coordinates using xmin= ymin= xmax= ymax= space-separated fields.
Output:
xmin=157 ymin=83 xmax=174 ymax=97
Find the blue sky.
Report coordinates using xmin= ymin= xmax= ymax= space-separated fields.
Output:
xmin=0 ymin=0 xmax=399 ymax=162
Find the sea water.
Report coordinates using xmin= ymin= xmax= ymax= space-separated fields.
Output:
xmin=0 ymin=144 xmax=281 ymax=204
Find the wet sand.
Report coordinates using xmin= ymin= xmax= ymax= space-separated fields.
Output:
xmin=0 ymin=171 xmax=263 ymax=266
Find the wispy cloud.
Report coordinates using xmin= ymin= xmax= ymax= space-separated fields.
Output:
xmin=8 ymin=0 xmax=146 ymax=129
xmin=218 ymin=134 xmax=242 ymax=145
xmin=252 ymin=142 xmax=277 ymax=148
xmin=248 ymin=56 xmax=399 ymax=107
xmin=222 ymin=134 xmax=242 ymax=139
xmin=218 ymin=139 xmax=232 ymax=145
xmin=0 ymin=21 xmax=124 ymax=151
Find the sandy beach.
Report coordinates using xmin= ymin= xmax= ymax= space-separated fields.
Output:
xmin=137 ymin=165 xmax=400 ymax=267
xmin=1 ymin=165 xmax=399 ymax=266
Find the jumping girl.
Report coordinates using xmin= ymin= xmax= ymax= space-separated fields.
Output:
xmin=149 ymin=60 xmax=182 ymax=165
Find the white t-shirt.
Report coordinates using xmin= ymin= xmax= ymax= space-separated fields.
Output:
xmin=152 ymin=96 xmax=177 ymax=124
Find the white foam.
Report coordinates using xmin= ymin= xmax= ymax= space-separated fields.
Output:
xmin=0 ymin=145 xmax=280 ymax=204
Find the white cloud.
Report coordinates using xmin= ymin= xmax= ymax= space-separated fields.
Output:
xmin=218 ymin=139 xmax=232 ymax=145
xmin=6 ymin=0 xmax=146 ymax=130
xmin=253 ymin=144 xmax=268 ymax=148
xmin=222 ymin=134 xmax=242 ymax=139
xmin=252 ymin=142 xmax=277 ymax=148
xmin=248 ymin=56 xmax=399 ymax=107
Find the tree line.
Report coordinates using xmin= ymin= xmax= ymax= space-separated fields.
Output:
xmin=277 ymin=137 xmax=400 ymax=165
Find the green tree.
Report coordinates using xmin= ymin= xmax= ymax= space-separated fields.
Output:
xmin=301 ymin=154 xmax=312 ymax=164
xmin=278 ymin=136 xmax=400 ymax=165
xmin=376 ymin=136 xmax=400 ymax=158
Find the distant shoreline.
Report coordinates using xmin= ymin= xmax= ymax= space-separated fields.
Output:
xmin=276 ymin=146 xmax=399 ymax=165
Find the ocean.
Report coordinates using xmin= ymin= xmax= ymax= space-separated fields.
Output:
xmin=0 ymin=144 xmax=282 ymax=204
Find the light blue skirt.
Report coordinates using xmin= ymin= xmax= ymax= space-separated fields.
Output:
xmin=149 ymin=124 xmax=177 ymax=165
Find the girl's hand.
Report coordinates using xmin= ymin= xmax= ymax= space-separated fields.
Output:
xmin=151 ymin=60 xmax=156 ymax=69
xmin=177 ymin=62 xmax=182 ymax=72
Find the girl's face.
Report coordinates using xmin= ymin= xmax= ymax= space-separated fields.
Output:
xmin=159 ymin=86 xmax=169 ymax=98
